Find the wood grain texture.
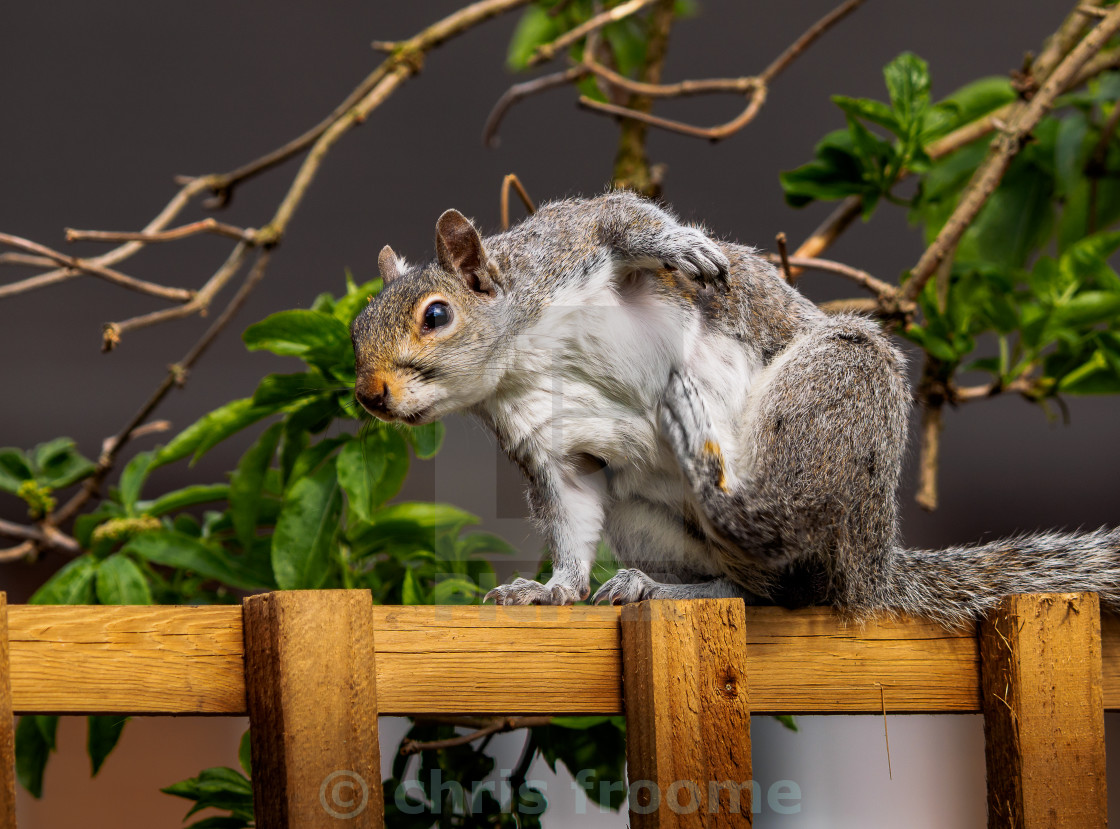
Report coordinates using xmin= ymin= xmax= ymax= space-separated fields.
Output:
xmin=244 ymin=590 xmax=383 ymax=829
xmin=622 ymin=600 xmax=753 ymax=827
xmin=0 ymin=594 xmax=15 ymax=829
xmin=5 ymin=602 xmax=1119 ymax=715
xmin=980 ymin=593 xmax=1107 ymax=829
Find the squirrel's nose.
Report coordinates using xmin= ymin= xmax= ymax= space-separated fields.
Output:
xmin=355 ymin=380 xmax=391 ymax=415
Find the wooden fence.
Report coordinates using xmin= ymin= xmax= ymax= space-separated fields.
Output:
xmin=0 ymin=589 xmax=1114 ymax=827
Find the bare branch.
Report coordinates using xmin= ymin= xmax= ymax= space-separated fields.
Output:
xmin=579 ymin=0 xmax=862 ymax=143
xmin=500 ymin=173 xmax=536 ymax=231
xmin=579 ymin=57 xmax=755 ymax=98
xmin=904 ymin=5 xmax=1120 ymax=303
xmin=0 ymin=233 xmax=195 ymax=302
xmin=56 ymin=249 xmax=273 ymax=525
xmin=400 ymin=716 xmax=552 ymax=755
xmin=0 ymin=540 xmax=36 ymax=563
xmin=757 ymin=0 xmax=866 ymax=85
xmin=775 ymin=232 xmax=793 ymax=283
xmin=483 ymin=66 xmax=588 ymax=148
xmin=528 ymin=0 xmax=658 ymax=67
xmin=763 ymin=253 xmax=900 ymax=301
xmin=580 ymin=87 xmax=767 ymax=141
xmin=103 ymin=242 xmax=252 ymax=350
xmin=66 ymin=219 xmax=256 ymax=245
xmin=915 ymin=402 xmax=944 ymax=512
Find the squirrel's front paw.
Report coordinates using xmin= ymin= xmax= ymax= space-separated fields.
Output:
xmin=592 ymin=568 xmax=661 ymax=605
xmin=484 ymin=577 xmax=584 ymax=606
xmin=664 ymin=227 xmax=729 ymax=288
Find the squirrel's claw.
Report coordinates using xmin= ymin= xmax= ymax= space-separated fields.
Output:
xmin=484 ymin=577 xmax=581 ymax=606
xmin=663 ymin=226 xmax=730 ymax=289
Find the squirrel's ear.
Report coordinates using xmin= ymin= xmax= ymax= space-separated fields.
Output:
xmin=435 ymin=209 xmax=498 ymax=295
xmin=378 ymin=245 xmax=402 ymax=285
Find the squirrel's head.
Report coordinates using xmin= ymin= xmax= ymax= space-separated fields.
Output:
xmin=350 ymin=209 xmax=509 ymax=424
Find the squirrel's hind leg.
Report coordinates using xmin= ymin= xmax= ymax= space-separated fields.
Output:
xmin=592 ymin=569 xmax=755 ymax=604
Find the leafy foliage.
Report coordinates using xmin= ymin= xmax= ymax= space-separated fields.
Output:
xmin=782 ymin=53 xmax=1120 ymax=403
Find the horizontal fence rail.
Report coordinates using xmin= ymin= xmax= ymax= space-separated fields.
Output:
xmin=8 ymin=602 xmax=1120 ymax=716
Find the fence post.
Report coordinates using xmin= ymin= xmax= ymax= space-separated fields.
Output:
xmin=980 ymin=592 xmax=1107 ymax=828
xmin=0 ymin=593 xmax=14 ymax=828
xmin=243 ymin=590 xmax=383 ymax=829
xmin=621 ymin=599 xmax=753 ymax=828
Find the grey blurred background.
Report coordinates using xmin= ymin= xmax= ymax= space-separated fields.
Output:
xmin=3 ymin=0 xmax=1118 ymax=825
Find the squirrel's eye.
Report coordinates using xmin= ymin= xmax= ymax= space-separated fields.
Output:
xmin=422 ymin=301 xmax=452 ymax=332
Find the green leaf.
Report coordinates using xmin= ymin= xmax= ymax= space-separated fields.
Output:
xmin=252 ymin=372 xmax=337 ymax=408
xmin=287 ymin=435 xmax=349 ymax=488
xmin=161 ymin=766 xmax=254 ymax=820
xmin=956 ymin=157 xmax=1054 ymax=269
xmin=1052 ymin=290 xmax=1120 ymax=328
xmin=372 ymin=502 xmax=479 ymax=533
xmin=30 ymin=555 xmax=98 ymax=604
xmin=230 ymin=422 xmax=284 ymax=550
xmin=403 ymin=421 xmax=445 ymax=460
xmin=774 ymin=714 xmax=799 ymax=732
xmin=272 ymin=458 xmax=342 ymax=589
xmin=242 ymin=310 xmax=353 ymax=374
xmin=402 ymin=567 xmax=423 ymax=605
xmin=884 ymin=52 xmax=930 ymax=130
xmin=238 ymin=730 xmax=252 ymax=778
xmin=124 ymin=531 xmax=273 ymax=591
xmin=507 ymin=5 xmax=561 ymax=71
xmin=87 ymin=716 xmax=128 ymax=775
xmin=337 ymin=434 xmax=388 ymax=524
xmin=16 ymin=715 xmax=58 ymax=798
xmin=0 ymin=448 xmax=33 ymax=493
xmin=332 ymin=278 xmax=383 ymax=326
xmin=930 ymin=76 xmax=1015 ymax=138
xmin=139 ymin=484 xmax=230 ymax=517
xmin=118 ymin=451 xmax=157 ymax=510
xmin=154 ymin=398 xmax=275 ymax=468
xmin=33 ymin=438 xmax=96 ymax=489
xmin=603 ymin=18 xmax=647 ymax=78
xmin=832 ymin=95 xmax=899 ymax=135
xmin=96 ymin=554 xmax=154 ymax=605
xmin=780 ymin=130 xmax=867 ymax=207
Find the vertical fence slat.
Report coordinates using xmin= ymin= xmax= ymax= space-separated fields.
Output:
xmin=622 ymin=599 xmax=753 ymax=828
xmin=0 ymin=594 xmax=15 ymax=828
xmin=980 ymin=592 xmax=1107 ymax=829
xmin=243 ymin=590 xmax=383 ymax=829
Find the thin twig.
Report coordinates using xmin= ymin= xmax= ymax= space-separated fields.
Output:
xmin=0 ymin=233 xmax=194 ymax=302
xmin=764 ymin=253 xmax=899 ymax=301
xmin=0 ymin=541 xmax=36 ymax=563
xmin=55 ymin=250 xmax=273 ymax=525
xmin=905 ymin=6 xmax=1120 ymax=303
xmin=0 ymin=253 xmax=56 ymax=268
xmin=1079 ymin=5 xmax=1109 ymax=18
xmin=579 ymin=0 xmax=862 ymax=142
xmin=66 ymin=219 xmax=256 ymax=245
xmin=399 ymin=716 xmax=552 ymax=755
xmin=952 ymin=377 xmax=1038 ymax=402
xmin=100 ymin=420 xmax=172 ymax=457
xmin=0 ymin=518 xmax=81 ymax=559
xmin=579 ymin=58 xmax=755 ymax=98
xmin=915 ymin=400 xmax=943 ymax=512
xmin=500 ymin=173 xmax=536 ymax=231
xmin=103 ymin=242 xmax=252 ymax=350
xmin=775 ymin=233 xmax=792 ymax=283
xmin=483 ymin=66 xmax=589 ymax=148
xmin=528 ymin=0 xmax=658 ymax=66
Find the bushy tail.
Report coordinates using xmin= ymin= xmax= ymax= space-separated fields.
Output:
xmin=880 ymin=528 xmax=1120 ymax=628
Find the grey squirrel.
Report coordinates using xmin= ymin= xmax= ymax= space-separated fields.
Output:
xmin=350 ymin=191 xmax=1120 ymax=628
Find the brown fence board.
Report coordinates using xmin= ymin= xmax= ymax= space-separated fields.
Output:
xmin=5 ymin=602 xmax=1118 ymax=716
